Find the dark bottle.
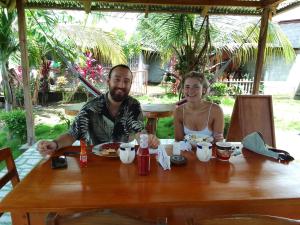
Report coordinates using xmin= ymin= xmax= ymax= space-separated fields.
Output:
xmin=80 ymin=139 xmax=88 ymax=168
xmin=137 ymin=133 xmax=150 ymax=176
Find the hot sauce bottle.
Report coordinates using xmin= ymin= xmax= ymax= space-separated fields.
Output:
xmin=137 ymin=133 xmax=150 ymax=176
xmin=80 ymin=139 xmax=88 ymax=167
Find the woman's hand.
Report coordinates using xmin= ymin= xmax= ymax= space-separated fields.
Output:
xmin=148 ymin=134 xmax=160 ymax=149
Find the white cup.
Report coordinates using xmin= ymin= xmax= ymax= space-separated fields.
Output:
xmin=173 ymin=141 xmax=181 ymax=155
xmin=196 ymin=142 xmax=212 ymax=162
xmin=119 ymin=143 xmax=135 ymax=164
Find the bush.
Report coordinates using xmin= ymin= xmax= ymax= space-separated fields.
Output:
xmin=223 ymin=114 xmax=231 ymax=138
xmin=0 ymin=109 xmax=27 ymax=142
xmin=210 ymin=82 xmax=228 ymax=96
xmin=205 ymin=95 xmax=222 ymax=104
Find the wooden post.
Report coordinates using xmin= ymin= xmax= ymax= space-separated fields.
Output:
xmin=252 ymin=7 xmax=272 ymax=95
xmin=16 ymin=0 xmax=35 ymax=145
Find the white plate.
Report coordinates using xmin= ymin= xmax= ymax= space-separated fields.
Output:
xmin=92 ymin=142 xmax=122 ymax=157
xmin=184 ymin=134 xmax=213 ymax=146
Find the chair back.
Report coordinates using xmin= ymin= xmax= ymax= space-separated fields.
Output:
xmin=187 ymin=214 xmax=300 ymax=225
xmin=226 ymin=95 xmax=276 ymax=147
xmin=0 ymin=147 xmax=20 ymax=217
xmin=0 ymin=147 xmax=20 ymax=189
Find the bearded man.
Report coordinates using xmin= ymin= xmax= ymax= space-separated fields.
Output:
xmin=38 ymin=64 xmax=159 ymax=155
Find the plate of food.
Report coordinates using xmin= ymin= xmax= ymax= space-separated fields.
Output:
xmin=184 ymin=134 xmax=213 ymax=146
xmin=92 ymin=142 xmax=122 ymax=157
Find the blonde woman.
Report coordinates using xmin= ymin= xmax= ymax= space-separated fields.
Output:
xmin=174 ymin=71 xmax=224 ymax=142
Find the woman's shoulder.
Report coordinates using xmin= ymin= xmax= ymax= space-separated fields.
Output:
xmin=205 ymin=101 xmax=223 ymax=113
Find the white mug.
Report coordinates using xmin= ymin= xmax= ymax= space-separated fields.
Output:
xmin=196 ymin=142 xmax=212 ymax=162
xmin=119 ymin=143 xmax=135 ymax=164
xmin=173 ymin=141 xmax=181 ymax=155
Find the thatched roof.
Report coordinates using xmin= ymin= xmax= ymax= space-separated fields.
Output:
xmin=1 ymin=0 xmax=300 ymax=15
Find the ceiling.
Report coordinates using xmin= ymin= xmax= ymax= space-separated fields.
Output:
xmin=1 ymin=0 xmax=300 ymax=16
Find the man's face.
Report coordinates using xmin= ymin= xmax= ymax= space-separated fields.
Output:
xmin=108 ymin=67 xmax=132 ymax=102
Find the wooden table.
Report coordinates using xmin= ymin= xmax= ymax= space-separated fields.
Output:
xmin=64 ymin=103 xmax=175 ymax=134
xmin=1 ymin=145 xmax=300 ymax=225
xmin=142 ymin=104 xmax=175 ymax=134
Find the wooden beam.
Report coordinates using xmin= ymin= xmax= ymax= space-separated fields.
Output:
xmin=86 ymin=0 xmax=262 ymax=7
xmin=201 ymin=6 xmax=210 ymax=17
xmin=253 ymin=7 xmax=271 ymax=95
xmin=82 ymin=0 xmax=91 ymax=13
xmin=262 ymin=0 xmax=284 ymax=7
xmin=16 ymin=0 xmax=35 ymax=145
xmin=0 ymin=0 xmax=6 ymax=7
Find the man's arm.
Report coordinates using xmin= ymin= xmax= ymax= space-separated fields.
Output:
xmin=37 ymin=133 xmax=76 ymax=157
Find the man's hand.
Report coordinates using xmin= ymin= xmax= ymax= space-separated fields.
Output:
xmin=37 ymin=140 xmax=57 ymax=157
xmin=148 ymin=134 xmax=160 ymax=149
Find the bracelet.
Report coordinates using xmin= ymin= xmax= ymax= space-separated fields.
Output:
xmin=53 ymin=140 xmax=59 ymax=150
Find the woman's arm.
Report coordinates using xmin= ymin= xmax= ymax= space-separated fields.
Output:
xmin=174 ymin=106 xmax=185 ymax=141
xmin=212 ymin=104 xmax=225 ymax=142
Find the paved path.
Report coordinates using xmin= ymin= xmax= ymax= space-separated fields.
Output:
xmin=0 ymin=133 xmax=299 ymax=225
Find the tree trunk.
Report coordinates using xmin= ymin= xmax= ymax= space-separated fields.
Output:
xmin=1 ymin=63 xmax=13 ymax=111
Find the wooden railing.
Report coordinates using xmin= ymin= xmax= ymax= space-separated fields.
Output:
xmin=221 ymin=79 xmax=264 ymax=94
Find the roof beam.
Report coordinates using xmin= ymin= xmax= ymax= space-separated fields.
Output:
xmin=82 ymin=0 xmax=92 ymax=13
xmin=262 ymin=0 xmax=284 ymax=7
xmin=89 ymin=0 xmax=262 ymax=8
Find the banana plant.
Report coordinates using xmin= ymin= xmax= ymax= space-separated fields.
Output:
xmin=0 ymin=8 xmax=18 ymax=111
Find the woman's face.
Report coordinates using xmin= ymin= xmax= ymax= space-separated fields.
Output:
xmin=183 ymin=77 xmax=203 ymax=102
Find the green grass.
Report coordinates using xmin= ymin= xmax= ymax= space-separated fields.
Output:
xmin=0 ymin=123 xmax=69 ymax=170
xmin=156 ymin=117 xmax=174 ymax=139
xmin=35 ymin=124 xmax=69 ymax=140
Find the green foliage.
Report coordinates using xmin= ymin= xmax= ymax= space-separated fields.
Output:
xmin=205 ymin=95 xmax=222 ymax=104
xmin=221 ymin=96 xmax=235 ymax=106
xmin=223 ymin=114 xmax=231 ymax=138
xmin=156 ymin=117 xmax=174 ymax=138
xmin=227 ymin=85 xmax=242 ymax=96
xmin=0 ymin=109 xmax=27 ymax=142
xmin=210 ymin=82 xmax=228 ymax=96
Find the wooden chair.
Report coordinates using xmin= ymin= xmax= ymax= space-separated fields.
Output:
xmin=46 ymin=210 xmax=155 ymax=225
xmin=226 ymin=95 xmax=276 ymax=147
xmin=186 ymin=214 xmax=300 ymax=225
xmin=0 ymin=147 xmax=20 ymax=217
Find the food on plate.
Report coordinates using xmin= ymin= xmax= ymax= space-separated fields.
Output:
xmin=100 ymin=142 xmax=121 ymax=156
xmin=185 ymin=134 xmax=213 ymax=145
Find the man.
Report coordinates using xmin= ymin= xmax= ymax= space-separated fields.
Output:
xmin=38 ymin=64 xmax=159 ymax=156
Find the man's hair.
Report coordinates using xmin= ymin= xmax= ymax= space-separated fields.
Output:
xmin=108 ymin=64 xmax=132 ymax=79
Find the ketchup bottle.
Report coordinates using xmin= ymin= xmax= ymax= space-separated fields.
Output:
xmin=80 ymin=139 xmax=88 ymax=167
xmin=137 ymin=133 xmax=150 ymax=176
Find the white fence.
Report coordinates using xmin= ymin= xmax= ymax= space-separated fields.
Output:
xmin=131 ymin=70 xmax=148 ymax=95
xmin=221 ymin=79 xmax=264 ymax=94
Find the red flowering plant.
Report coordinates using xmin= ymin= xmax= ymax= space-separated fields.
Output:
xmin=78 ymin=52 xmax=104 ymax=85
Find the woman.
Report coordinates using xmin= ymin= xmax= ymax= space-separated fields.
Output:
xmin=174 ymin=71 xmax=224 ymax=142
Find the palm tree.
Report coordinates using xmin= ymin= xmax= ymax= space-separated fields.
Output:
xmin=0 ymin=8 xmax=18 ymax=111
xmin=138 ymin=14 xmax=295 ymax=93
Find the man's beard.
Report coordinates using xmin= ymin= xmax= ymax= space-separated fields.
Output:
xmin=109 ymin=87 xmax=129 ymax=102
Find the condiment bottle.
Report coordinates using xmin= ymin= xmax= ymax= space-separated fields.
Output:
xmin=137 ymin=133 xmax=150 ymax=176
xmin=80 ymin=139 xmax=88 ymax=167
